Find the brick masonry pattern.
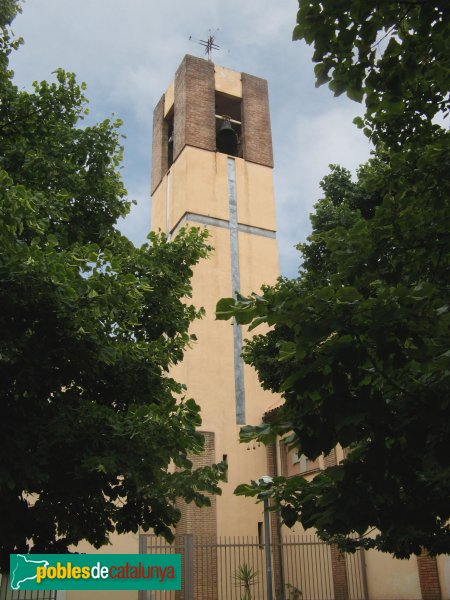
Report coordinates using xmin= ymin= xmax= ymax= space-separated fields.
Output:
xmin=417 ymin=551 xmax=442 ymax=600
xmin=241 ymin=72 xmax=274 ymax=168
xmin=174 ymin=55 xmax=216 ymax=161
xmin=150 ymin=94 xmax=167 ymax=195
xmin=330 ymin=544 xmax=350 ymax=600
xmin=175 ymin=431 xmax=218 ymax=600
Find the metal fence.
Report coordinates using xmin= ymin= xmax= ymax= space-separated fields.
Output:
xmin=0 ymin=574 xmax=56 ymax=600
xmin=280 ymin=535 xmax=333 ymax=600
xmin=139 ymin=534 xmax=367 ymax=600
xmin=346 ymin=547 xmax=368 ymax=600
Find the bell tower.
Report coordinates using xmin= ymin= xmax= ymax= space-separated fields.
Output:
xmin=151 ymin=54 xmax=279 ymax=545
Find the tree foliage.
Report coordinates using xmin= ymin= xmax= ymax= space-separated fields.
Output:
xmin=218 ymin=0 xmax=450 ymax=558
xmin=293 ymin=0 xmax=450 ymax=146
xmin=0 ymin=2 xmax=224 ymax=567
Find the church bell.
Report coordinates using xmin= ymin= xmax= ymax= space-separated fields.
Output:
xmin=216 ymin=118 xmax=239 ymax=156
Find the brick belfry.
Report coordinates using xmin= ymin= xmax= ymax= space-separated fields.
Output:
xmin=150 ymin=55 xmax=280 ymax=598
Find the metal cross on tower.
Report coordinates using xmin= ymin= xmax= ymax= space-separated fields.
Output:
xmin=190 ymin=29 xmax=220 ymax=61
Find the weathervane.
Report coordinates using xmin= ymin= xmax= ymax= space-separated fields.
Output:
xmin=189 ymin=29 xmax=220 ymax=61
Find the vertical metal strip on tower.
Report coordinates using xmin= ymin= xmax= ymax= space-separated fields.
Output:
xmin=166 ymin=171 xmax=171 ymax=240
xmin=227 ymin=158 xmax=246 ymax=425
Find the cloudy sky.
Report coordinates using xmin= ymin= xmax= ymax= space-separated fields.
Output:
xmin=10 ymin=0 xmax=371 ymax=278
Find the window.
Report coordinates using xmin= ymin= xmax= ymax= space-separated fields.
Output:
xmin=294 ymin=451 xmax=320 ymax=475
xmin=165 ymin=108 xmax=174 ymax=169
xmin=258 ymin=522 xmax=263 ymax=548
xmin=222 ymin=454 xmax=228 ymax=482
xmin=280 ymin=442 xmax=320 ymax=477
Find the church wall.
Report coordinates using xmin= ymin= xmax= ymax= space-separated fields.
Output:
xmin=150 ymin=174 xmax=167 ymax=234
xmin=238 ymin=232 xmax=278 ymax=295
xmin=167 ymin=221 xmax=271 ymax=539
xmin=365 ymin=549 xmax=421 ymax=600
xmin=214 ymin=65 xmax=242 ymax=98
xmin=235 ymin=159 xmax=277 ymax=233
xmin=169 ymin=148 xmax=230 ymax=230
xmin=437 ymin=554 xmax=450 ymax=599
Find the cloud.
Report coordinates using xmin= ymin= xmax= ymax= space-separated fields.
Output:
xmin=274 ymin=100 xmax=371 ymax=277
xmin=116 ymin=182 xmax=151 ymax=247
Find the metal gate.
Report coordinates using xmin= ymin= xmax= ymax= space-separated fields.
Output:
xmin=139 ymin=534 xmax=367 ymax=600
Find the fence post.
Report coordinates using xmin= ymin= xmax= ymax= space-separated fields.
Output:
xmin=359 ymin=548 xmax=369 ymax=600
xmin=264 ymin=498 xmax=274 ymax=600
xmin=330 ymin=545 xmax=349 ymax=600
xmin=138 ymin=535 xmax=146 ymax=600
xmin=184 ymin=534 xmax=194 ymax=600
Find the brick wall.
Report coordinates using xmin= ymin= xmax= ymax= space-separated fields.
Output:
xmin=175 ymin=431 xmax=217 ymax=538
xmin=330 ymin=544 xmax=349 ymax=600
xmin=417 ymin=550 xmax=442 ymax=600
xmin=150 ymin=94 xmax=167 ymax=194
xmin=175 ymin=431 xmax=218 ymax=600
xmin=241 ymin=73 xmax=274 ymax=168
xmin=173 ymin=55 xmax=216 ymax=161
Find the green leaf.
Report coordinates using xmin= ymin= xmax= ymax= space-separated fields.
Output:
xmin=278 ymin=341 xmax=297 ymax=362
xmin=353 ymin=116 xmax=364 ymax=129
xmin=336 ymin=287 xmax=362 ymax=303
xmin=347 ymin=86 xmax=364 ymax=103
xmin=281 ymin=505 xmax=298 ymax=528
xmin=248 ymin=315 xmax=267 ymax=331
xmin=234 ymin=483 xmax=258 ymax=497
xmin=292 ymin=24 xmax=303 ymax=41
xmin=215 ymin=297 xmax=236 ymax=320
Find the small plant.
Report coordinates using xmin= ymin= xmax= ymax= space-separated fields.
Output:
xmin=233 ymin=563 xmax=258 ymax=600
xmin=286 ymin=583 xmax=302 ymax=600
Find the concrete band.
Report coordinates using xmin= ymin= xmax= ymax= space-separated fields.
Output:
xmin=170 ymin=213 xmax=277 ymax=239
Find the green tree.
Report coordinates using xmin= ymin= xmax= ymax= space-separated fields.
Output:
xmin=293 ymin=0 xmax=449 ymax=146
xmin=0 ymin=1 xmax=224 ymax=568
xmin=217 ymin=0 xmax=450 ymax=558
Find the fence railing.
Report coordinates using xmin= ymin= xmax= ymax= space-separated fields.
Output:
xmin=139 ymin=534 xmax=367 ymax=600
xmin=280 ymin=535 xmax=333 ymax=600
xmin=0 ymin=573 xmax=56 ymax=600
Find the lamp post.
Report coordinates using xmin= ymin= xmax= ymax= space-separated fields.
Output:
xmin=259 ymin=476 xmax=273 ymax=600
